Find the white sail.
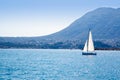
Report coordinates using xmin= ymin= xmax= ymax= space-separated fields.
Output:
xmin=83 ymin=30 xmax=95 ymax=52
xmin=83 ymin=40 xmax=87 ymax=52
xmin=88 ymin=31 xmax=94 ymax=52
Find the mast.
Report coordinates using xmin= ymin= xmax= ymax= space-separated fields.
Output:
xmin=87 ymin=29 xmax=90 ymax=52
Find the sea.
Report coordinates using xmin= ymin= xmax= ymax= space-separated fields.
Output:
xmin=0 ymin=49 xmax=120 ymax=80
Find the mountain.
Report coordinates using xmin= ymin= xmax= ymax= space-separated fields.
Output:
xmin=0 ymin=7 xmax=120 ymax=49
xmin=41 ymin=7 xmax=120 ymax=40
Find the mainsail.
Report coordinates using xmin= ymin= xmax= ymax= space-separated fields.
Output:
xmin=83 ymin=30 xmax=94 ymax=52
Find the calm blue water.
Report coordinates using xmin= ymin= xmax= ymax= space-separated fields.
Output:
xmin=0 ymin=49 xmax=120 ymax=80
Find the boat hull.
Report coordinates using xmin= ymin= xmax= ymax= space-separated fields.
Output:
xmin=82 ymin=52 xmax=96 ymax=55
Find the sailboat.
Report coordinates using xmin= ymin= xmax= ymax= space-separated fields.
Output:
xmin=82 ymin=29 xmax=96 ymax=55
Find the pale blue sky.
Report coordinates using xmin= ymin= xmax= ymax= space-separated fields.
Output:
xmin=0 ymin=0 xmax=120 ymax=37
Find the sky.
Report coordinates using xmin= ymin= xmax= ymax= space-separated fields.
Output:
xmin=0 ymin=0 xmax=120 ymax=37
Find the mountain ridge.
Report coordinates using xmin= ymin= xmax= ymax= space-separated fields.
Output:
xmin=0 ymin=7 xmax=120 ymax=49
xmin=40 ymin=7 xmax=120 ymax=40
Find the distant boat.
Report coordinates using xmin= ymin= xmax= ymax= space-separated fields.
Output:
xmin=82 ymin=29 xmax=96 ymax=55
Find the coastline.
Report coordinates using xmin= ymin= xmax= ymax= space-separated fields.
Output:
xmin=0 ymin=48 xmax=120 ymax=51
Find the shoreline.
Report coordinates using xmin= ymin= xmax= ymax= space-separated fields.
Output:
xmin=0 ymin=48 xmax=120 ymax=51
